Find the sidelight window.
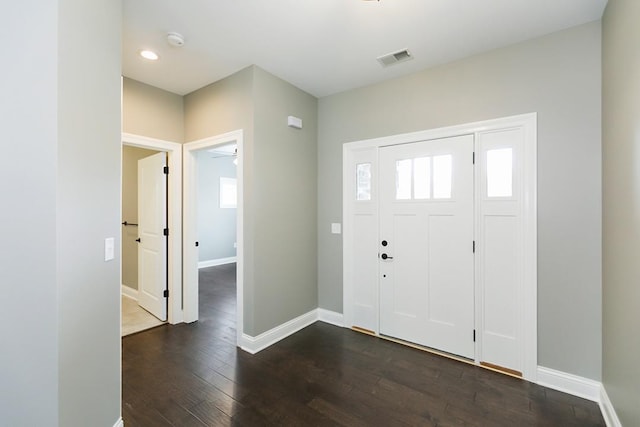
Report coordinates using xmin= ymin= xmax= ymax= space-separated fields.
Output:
xmin=356 ymin=163 xmax=372 ymax=201
xmin=486 ymin=148 xmax=513 ymax=197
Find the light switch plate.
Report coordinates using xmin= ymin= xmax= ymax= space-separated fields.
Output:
xmin=331 ymin=223 xmax=342 ymax=234
xmin=104 ymin=237 xmax=115 ymax=261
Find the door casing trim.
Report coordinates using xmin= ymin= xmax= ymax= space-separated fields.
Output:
xmin=342 ymin=113 xmax=537 ymax=381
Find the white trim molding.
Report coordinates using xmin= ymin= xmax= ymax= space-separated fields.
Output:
xmin=537 ymin=366 xmax=601 ymax=402
xmin=113 ymin=417 xmax=124 ymax=427
xmin=317 ymin=309 xmax=344 ymax=327
xmin=599 ymin=385 xmax=623 ymax=427
xmin=198 ymin=257 xmax=237 ymax=269
xmin=240 ymin=310 xmax=318 ymax=354
xmin=121 ymin=285 xmax=138 ymax=301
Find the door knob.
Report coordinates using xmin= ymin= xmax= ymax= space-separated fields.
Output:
xmin=135 ymin=238 xmax=141 ymax=243
xmin=381 ymin=253 xmax=393 ymax=260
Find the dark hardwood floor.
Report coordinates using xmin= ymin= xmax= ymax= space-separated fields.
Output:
xmin=122 ymin=264 xmax=605 ymax=426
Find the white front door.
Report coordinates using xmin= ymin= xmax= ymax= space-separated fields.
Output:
xmin=137 ymin=152 xmax=167 ymax=321
xmin=379 ymin=135 xmax=474 ymax=359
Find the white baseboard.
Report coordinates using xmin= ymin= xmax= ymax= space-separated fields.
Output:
xmin=113 ymin=417 xmax=124 ymax=427
xmin=537 ymin=366 xmax=601 ymax=402
xmin=240 ymin=309 xmax=318 ymax=354
xmin=121 ymin=285 xmax=138 ymax=300
xmin=599 ymin=384 xmax=622 ymax=427
xmin=317 ymin=308 xmax=344 ymax=327
xmin=198 ymin=256 xmax=237 ymax=269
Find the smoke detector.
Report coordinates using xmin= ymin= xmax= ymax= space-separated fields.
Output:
xmin=377 ymin=48 xmax=413 ymax=67
xmin=167 ymin=32 xmax=185 ymax=47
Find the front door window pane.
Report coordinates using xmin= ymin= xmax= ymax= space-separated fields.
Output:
xmin=413 ymin=157 xmax=431 ymax=199
xmin=396 ymin=159 xmax=412 ymax=200
xmin=433 ymin=155 xmax=452 ymax=199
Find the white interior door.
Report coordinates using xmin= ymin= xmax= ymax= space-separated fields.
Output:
xmin=379 ymin=134 xmax=474 ymax=359
xmin=137 ymin=152 xmax=167 ymax=321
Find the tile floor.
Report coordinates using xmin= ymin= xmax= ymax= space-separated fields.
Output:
xmin=121 ymin=295 xmax=165 ymax=337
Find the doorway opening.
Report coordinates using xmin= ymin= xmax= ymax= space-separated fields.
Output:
xmin=121 ymin=133 xmax=183 ymax=334
xmin=121 ymin=146 xmax=166 ymax=335
xmin=183 ymin=130 xmax=244 ymax=347
xmin=194 ymin=145 xmax=239 ymax=338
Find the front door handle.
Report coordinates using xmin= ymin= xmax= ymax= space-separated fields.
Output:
xmin=381 ymin=253 xmax=393 ymax=260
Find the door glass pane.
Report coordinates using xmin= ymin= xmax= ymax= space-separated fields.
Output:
xmin=396 ymin=159 xmax=412 ymax=200
xmin=356 ymin=163 xmax=372 ymax=201
xmin=413 ymin=157 xmax=431 ymax=199
xmin=486 ymin=148 xmax=513 ymax=197
xmin=433 ymin=155 xmax=452 ymax=199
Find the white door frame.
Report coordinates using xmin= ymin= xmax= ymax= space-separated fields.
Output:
xmin=183 ymin=130 xmax=244 ymax=346
xmin=343 ymin=113 xmax=537 ymax=381
xmin=121 ymin=133 xmax=183 ymax=324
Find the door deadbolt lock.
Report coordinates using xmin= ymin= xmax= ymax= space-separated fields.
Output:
xmin=381 ymin=240 xmax=388 ymax=247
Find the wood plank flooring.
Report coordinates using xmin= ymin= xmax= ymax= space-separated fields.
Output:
xmin=122 ymin=264 xmax=605 ymax=426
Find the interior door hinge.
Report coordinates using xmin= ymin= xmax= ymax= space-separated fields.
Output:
xmin=473 ymin=240 xmax=475 ymax=253
xmin=473 ymin=329 xmax=476 ymax=342
xmin=472 ymin=152 xmax=475 ymax=164
xmin=163 ymin=166 xmax=169 ymax=174
xmin=163 ymin=290 xmax=169 ymax=298
xmin=163 ymin=228 xmax=169 ymax=236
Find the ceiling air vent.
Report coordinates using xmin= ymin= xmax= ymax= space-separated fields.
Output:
xmin=377 ymin=48 xmax=413 ymax=67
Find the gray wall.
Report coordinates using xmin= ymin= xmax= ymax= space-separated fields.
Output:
xmin=57 ymin=0 xmax=122 ymax=424
xmin=185 ymin=66 xmax=318 ymax=336
xmin=252 ymin=67 xmax=318 ymax=334
xmin=602 ymin=0 xmax=640 ymax=424
xmin=1 ymin=0 xmax=121 ymax=425
xmin=122 ymin=146 xmax=161 ymax=290
xmin=123 ymin=77 xmax=184 ymax=143
xmin=196 ymin=152 xmax=237 ymax=262
xmin=1 ymin=1 xmax=59 ymax=424
xmin=318 ymin=22 xmax=602 ymax=380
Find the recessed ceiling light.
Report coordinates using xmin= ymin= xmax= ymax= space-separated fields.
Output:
xmin=139 ymin=50 xmax=159 ymax=61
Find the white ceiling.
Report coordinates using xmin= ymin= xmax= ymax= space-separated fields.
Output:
xmin=123 ymin=0 xmax=607 ymax=98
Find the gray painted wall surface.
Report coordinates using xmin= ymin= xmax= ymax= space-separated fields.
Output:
xmin=252 ymin=67 xmax=318 ymax=334
xmin=2 ymin=1 xmax=121 ymax=425
xmin=1 ymin=1 xmax=59 ymax=424
xmin=185 ymin=66 xmax=318 ymax=336
xmin=122 ymin=146 xmax=161 ymax=290
xmin=57 ymin=0 xmax=122 ymax=425
xmin=602 ymin=0 xmax=640 ymax=424
xmin=318 ymin=22 xmax=602 ymax=380
xmin=197 ymin=152 xmax=237 ymax=262
xmin=123 ymin=77 xmax=184 ymax=143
